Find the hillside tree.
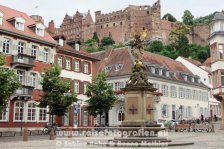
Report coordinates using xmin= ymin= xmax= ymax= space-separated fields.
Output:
xmin=182 ymin=10 xmax=194 ymax=26
xmin=162 ymin=13 xmax=177 ymax=22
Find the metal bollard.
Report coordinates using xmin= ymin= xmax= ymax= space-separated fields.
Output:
xmin=68 ymin=128 xmax=72 ymax=138
xmin=23 ymin=128 xmax=29 ymax=142
xmin=49 ymin=128 xmax=55 ymax=140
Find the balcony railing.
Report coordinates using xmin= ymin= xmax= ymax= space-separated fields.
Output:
xmin=15 ymin=86 xmax=33 ymax=96
xmin=12 ymin=54 xmax=35 ymax=69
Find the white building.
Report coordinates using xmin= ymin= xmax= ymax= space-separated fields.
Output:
xmin=93 ymin=47 xmax=209 ymax=126
xmin=176 ymin=56 xmax=221 ymax=119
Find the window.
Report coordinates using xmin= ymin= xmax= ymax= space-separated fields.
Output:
xmin=187 ymin=106 xmax=192 ymax=118
xmin=17 ymin=70 xmax=24 ymax=84
xmin=31 ymin=45 xmax=37 ymax=57
xmin=161 ymin=84 xmax=168 ymax=97
xmin=186 ymin=89 xmax=191 ymax=99
xmin=74 ymin=60 xmax=80 ymax=72
xmin=43 ymin=49 xmax=49 ymax=62
xmin=179 ymin=87 xmax=184 ymax=99
xmin=170 ymin=86 xmax=177 ymax=98
xmin=14 ymin=102 xmax=24 ymax=121
xmin=75 ymin=43 xmax=80 ymax=51
xmin=115 ymin=64 xmax=123 ymax=71
xmin=18 ymin=41 xmax=24 ymax=54
xmin=118 ymin=106 xmax=125 ymax=121
xmin=105 ymin=65 xmax=112 ymax=72
xmin=36 ymin=28 xmax=44 ymax=36
xmin=74 ymin=81 xmax=79 ymax=94
xmin=218 ymin=45 xmax=223 ymax=59
xmin=84 ymin=62 xmax=89 ymax=74
xmin=15 ymin=21 xmax=24 ymax=31
xmin=30 ymin=73 xmax=36 ymax=87
xmin=58 ymin=57 xmax=62 ymax=67
xmin=152 ymin=83 xmax=160 ymax=91
xmin=83 ymin=83 xmax=88 ymax=94
xmin=0 ymin=106 xmax=8 ymax=121
xmin=3 ymin=38 xmax=10 ymax=54
xmin=120 ymin=22 xmax=123 ymax=25
xmin=27 ymin=103 xmax=36 ymax=121
xmin=0 ymin=16 xmax=2 ymax=25
xmin=66 ymin=59 xmax=71 ymax=70
xmin=39 ymin=108 xmax=47 ymax=121
xmin=114 ymin=82 xmax=125 ymax=91
xmin=221 ymin=71 xmax=224 ymax=86
xmin=83 ymin=110 xmax=88 ymax=126
xmin=155 ymin=68 xmax=159 ymax=75
xmin=161 ymin=104 xmax=168 ymax=117
xmin=162 ymin=69 xmax=166 ymax=76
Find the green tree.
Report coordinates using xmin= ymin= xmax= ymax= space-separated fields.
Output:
xmin=145 ymin=41 xmax=164 ymax=53
xmin=86 ymin=71 xmax=116 ymax=125
xmin=176 ymin=35 xmax=190 ymax=57
xmin=182 ymin=10 xmax=194 ymax=26
xmin=92 ymin=32 xmax=100 ymax=44
xmin=189 ymin=44 xmax=210 ymax=62
xmin=39 ymin=64 xmax=77 ymax=123
xmin=169 ymin=21 xmax=190 ymax=44
xmin=100 ymin=36 xmax=115 ymax=47
xmin=0 ymin=54 xmax=20 ymax=112
xmin=162 ymin=13 xmax=177 ymax=22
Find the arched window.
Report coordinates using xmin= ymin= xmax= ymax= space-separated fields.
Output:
xmin=27 ymin=102 xmax=36 ymax=121
xmin=14 ymin=101 xmax=25 ymax=121
xmin=118 ymin=106 xmax=124 ymax=121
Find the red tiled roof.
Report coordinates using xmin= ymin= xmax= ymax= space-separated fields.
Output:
xmin=0 ymin=5 xmax=56 ymax=45
xmin=203 ymin=57 xmax=211 ymax=65
xmin=92 ymin=47 xmax=207 ymax=88
xmin=57 ymin=43 xmax=99 ymax=61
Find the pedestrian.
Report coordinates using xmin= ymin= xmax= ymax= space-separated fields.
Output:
xmin=200 ymin=114 xmax=204 ymax=123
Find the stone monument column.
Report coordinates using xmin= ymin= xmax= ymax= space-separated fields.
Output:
xmin=121 ymin=31 xmax=157 ymax=127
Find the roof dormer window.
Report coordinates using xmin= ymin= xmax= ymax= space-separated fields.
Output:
xmin=0 ymin=12 xmax=3 ymax=25
xmin=115 ymin=64 xmax=123 ymax=71
xmin=36 ymin=28 xmax=44 ymax=36
xmin=15 ymin=21 xmax=24 ymax=31
xmin=105 ymin=65 xmax=112 ymax=72
xmin=35 ymin=23 xmax=45 ymax=37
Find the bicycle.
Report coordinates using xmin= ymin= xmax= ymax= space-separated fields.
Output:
xmin=43 ymin=122 xmax=58 ymax=135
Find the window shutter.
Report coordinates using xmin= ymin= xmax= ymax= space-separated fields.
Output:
xmin=50 ymin=52 xmax=54 ymax=63
xmin=81 ymin=61 xmax=84 ymax=73
xmin=71 ymin=58 xmax=74 ymax=71
xmin=88 ymin=62 xmax=91 ymax=74
xmin=0 ymin=41 xmax=3 ymax=52
xmin=79 ymin=81 xmax=84 ymax=94
xmin=54 ymin=54 xmax=58 ymax=65
xmin=70 ymin=80 xmax=74 ymax=93
xmin=12 ymin=44 xmax=18 ymax=55
xmin=38 ymin=48 xmax=43 ymax=61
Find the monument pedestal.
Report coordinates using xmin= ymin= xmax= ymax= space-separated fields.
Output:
xmin=122 ymin=89 xmax=155 ymax=126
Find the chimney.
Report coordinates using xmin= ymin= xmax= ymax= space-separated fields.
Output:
xmin=48 ymin=20 xmax=55 ymax=34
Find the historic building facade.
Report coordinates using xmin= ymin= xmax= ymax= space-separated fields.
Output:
xmin=93 ymin=47 xmax=209 ymax=126
xmin=176 ymin=56 xmax=221 ymax=119
xmin=54 ymin=37 xmax=99 ymax=127
xmin=0 ymin=5 xmax=57 ymax=131
xmin=48 ymin=23 xmax=99 ymax=127
xmin=209 ymin=12 xmax=224 ymax=129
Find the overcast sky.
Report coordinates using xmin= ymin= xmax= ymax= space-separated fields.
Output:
xmin=1 ymin=0 xmax=223 ymax=27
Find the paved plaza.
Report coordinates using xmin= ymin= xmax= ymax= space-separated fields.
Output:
xmin=0 ymin=122 xmax=223 ymax=149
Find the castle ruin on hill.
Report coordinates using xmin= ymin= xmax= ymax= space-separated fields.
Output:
xmin=52 ymin=0 xmax=209 ymax=46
